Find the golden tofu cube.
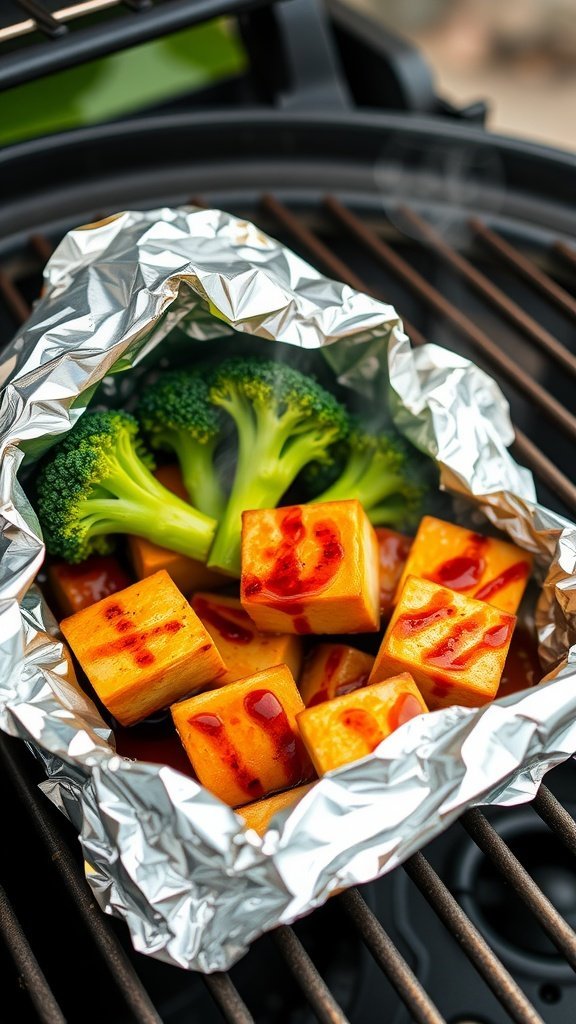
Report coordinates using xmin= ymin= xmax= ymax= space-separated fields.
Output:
xmin=299 ymin=643 xmax=374 ymax=707
xmin=48 ymin=556 xmax=131 ymax=616
xmin=241 ymin=500 xmax=380 ymax=634
xmin=371 ymin=575 xmax=516 ymax=710
xmin=239 ymin=783 xmax=314 ymax=835
xmin=297 ymin=672 xmax=427 ymax=774
xmin=192 ymin=592 xmax=303 ymax=687
xmin=395 ymin=516 xmax=532 ymax=614
xmin=171 ymin=664 xmax=312 ymax=806
xmin=60 ymin=569 xmax=226 ymax=726
xmin=128 ymin=465 xmax=227 ymax=594
xmin=375 ymin=528 xmax=412 ymax=616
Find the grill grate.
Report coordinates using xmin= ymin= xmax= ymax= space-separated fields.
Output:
xmin=1 ymin=196 xmax=575 ymax=1023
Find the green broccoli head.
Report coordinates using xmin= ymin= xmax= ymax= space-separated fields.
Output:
xmin=136 ymin=370 xmax=225 ymax=518
xmin=36 ymin=410 xmax=216 ymax=564
xmin=206 ymin=357 xmax=350 ymax=575
xmin=308 ymin=425 xmax=426 ymax=529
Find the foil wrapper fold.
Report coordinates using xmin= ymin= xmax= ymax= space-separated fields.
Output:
xmin=0 ymin=206 xmax=575 ymax=972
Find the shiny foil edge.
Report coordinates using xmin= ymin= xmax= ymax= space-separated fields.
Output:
xmin=0 ymin=205 xmax=573 ymax=972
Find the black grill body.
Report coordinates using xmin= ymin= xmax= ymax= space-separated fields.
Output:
xmin=1 ymin=3 xmax=576 ymax=1023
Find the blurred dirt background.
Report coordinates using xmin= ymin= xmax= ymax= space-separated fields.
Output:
xmin=356 ymin=0 xmax=576 ymax=151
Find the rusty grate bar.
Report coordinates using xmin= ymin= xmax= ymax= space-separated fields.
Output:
xmin=274 ymin=926 xmax=351 ymax=1024
xmin=325 ymin=194 xmax=576 ymax=444
xmin=404 ymin=853 xmax=544 ymax=1024
xmin=260 ymin=193 xmax=428 ymax=349
xmin=398 ymin=205 xmax=576 ymax=379
xmin=553 ymin=240 xmax=576 ymax=273
xmin=17 ymin=0 xmax=68 ymax=38
xmin=470 ymin=219 xmax=576 ymax=321
xmin=533 ymin=784 xmax=576 ymax=858
xmin=30 ymin=233 xmax=54 ymax=264
xmin=462 ymin=808 xmax=576 ymax=970
xmin=260 ymin=194 xmax=576 ymax=511
xmin=339 ymin=888 xmax=446 ymax=1024
xmin=511 ymin=428 xmax=576 ymax=510
xmin=202 ymin=974 xmax=255 ymax=1024
xmin=0 ymin=736 xmax=164 ymax=1024
xmin=0 ymin=881 xmax=66 ymax=1024
xmin=0 ymin=269 xmax=31 ymax=324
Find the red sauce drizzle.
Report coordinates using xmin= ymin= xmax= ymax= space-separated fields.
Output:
xmin=190 ymin=713 xmax=264 ymax=798
xmin=244 ymin=689 xmax=304 ymax=785
xmin=242 ymin=508 xmax=344 ymax=621
xmin=104 ymin=603 xmax=124 ymax=621
xmin=194 ymin=597 xmax=253 ymax=645
xmin=388 ymin=692 xmax=423 ymax=732
xmin=340 ymin=708 xmax=383 ymax=752
xmin=94 ymin=608 xmax=183 ymax=668
xmin=394 ymin=591 xmax=454 ymax=638
xmin=474 ymin=561 xmax=530 ymax=603
xmin=429 ymin=533 xmax=488 ymax=591
xmin=425 ymin=618 xmax=513 ymax=671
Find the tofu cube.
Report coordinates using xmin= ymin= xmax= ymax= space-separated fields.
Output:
xmin=128 ymin=465 xmax=227 ymax=595
xmin=192 ymin=592 xmax=303 ymax=687
xmin=171 ymin=664 xmax=312 ymax=806
xmin=239 ymin=783 xmax=314 ymax=835
xmin=60 ymin=569 xmax=226 ymax=726
xmin=371 ymin=575 xmax=516 ymax=709
xmin=299 ymin=643 xmax=374 ymax=707
xmin=49 ymin=556 xmax=131 ymax=616
xmin=297 ymin=672 xmax=427 ymax=774
xmin=395 ymin=516 xmax=532 ymax=614
xmin=375 ymin=528 xmax=412 ymax=616
xmin=241 ymin=500 xmax=380 ymax=634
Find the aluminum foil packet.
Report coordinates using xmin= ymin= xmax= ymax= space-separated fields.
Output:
xmin=0 ymin=206 xmax=575 ymax=972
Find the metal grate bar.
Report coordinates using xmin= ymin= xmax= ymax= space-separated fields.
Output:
xmin=30 ymin=233 xmax=55 ymax=263
xmin=533 ymin=784 xmax=576 ymax=858
xmin=202 ymin=973 xmax=255 ymax=1024
xmin=553 ymin=240 xmax=576 ymax=273
xmin=260 ymin=195 xmax=576 ymax=510
xmin=0 ymin=882 xmax=66 ymax=1024
xmin=17 ymin=0 xmax=68 ymax=38
xmin=511 ymin=427 xmax=576 ymax=510
xmin=273 ymin=926 xmax=351 ymax=1024
xmin=470 ymin=218 xmax=576 ymax=321
xmin=0 ymin=269 xmax=31 ymax=324
xmin=260 ymin=192 xmax=428 ymax=348
xmin=324 ymin=194 xmax=576 ymax=443
xmin=339 ymin=888 xmax=447 ymax=1024
xmin=0 ymin=736 xmax=163 ymax=1024
xmin=403 ymin=853 xmax=544 ymax=1024
xmin=397 ymin=204 xmax=576 ymax=379
xmin=7 ymin=215 xmax=576 ymax=513
xmin=462 ymin=808 xmax=576 ymax=971
xmin=0 ymin=0 xmax=121 ymax=42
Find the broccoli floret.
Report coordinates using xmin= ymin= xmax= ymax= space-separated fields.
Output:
xmin=206 ymin=357 xmax=350 ymax=576
xmin=136 ymin=370 xmax=225 ymax=519
xmin=308 ymin=427 xmax=425 ymax=529
xmin=36 ymin=410 xmax=217 ymax=564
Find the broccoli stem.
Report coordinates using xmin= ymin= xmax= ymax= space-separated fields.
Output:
xmin=312 ymin=457 xmax=406 ymax=511
xmin=207 ymin=404 xmax=326 ymax=577
xmin=178 ymin=440 xmax=226 ymax=520
xmin=149 ymin=427 xmax=225 ymax=519
xmin=91 ymin=443 xmax=216 ymax=562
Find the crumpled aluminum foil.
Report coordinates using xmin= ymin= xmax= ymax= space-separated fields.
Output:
xmin=1 ymin=206 xmax=575 ymax=972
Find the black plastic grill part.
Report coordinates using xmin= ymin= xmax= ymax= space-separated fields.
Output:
xmin=0 ymin=194 xmax=575 ymax=1024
